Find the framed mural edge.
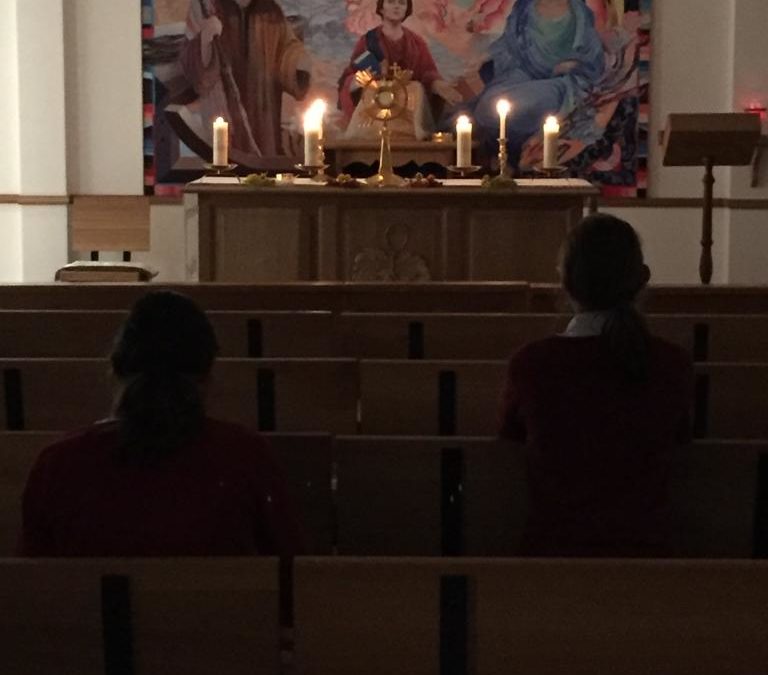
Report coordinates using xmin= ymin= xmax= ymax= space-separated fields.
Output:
xmin=142 ymin=0 xmax=651 ymax=199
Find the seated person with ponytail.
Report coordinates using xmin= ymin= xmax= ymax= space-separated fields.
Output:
xmin=19 ymin=291 xmax=302 ymax=557
xmin=499 ymin=214 xmax=693 ymax=557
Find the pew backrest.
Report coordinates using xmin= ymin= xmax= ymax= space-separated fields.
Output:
xmin=0 ymin=358 xmax=359 ymax=434
xmin=0 ymin=557 xmax=280 ymax=675
xmin=0 ymin=310 xmax=334 ymax=358
xmin=294 ymin=557 xmax=768 ymax=675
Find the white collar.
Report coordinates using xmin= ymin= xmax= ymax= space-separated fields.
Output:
xmin=561 ymin=311 xmax=610 ymax=337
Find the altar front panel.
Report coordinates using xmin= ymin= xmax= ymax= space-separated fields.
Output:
xmin=187 ymin=182 xmax=597 ymax=283
xmin=467 ymin=208 xmax=574 ymax=282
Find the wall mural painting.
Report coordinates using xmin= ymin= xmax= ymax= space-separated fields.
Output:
xmin=142 ymin=0 xmax=652 ymax=197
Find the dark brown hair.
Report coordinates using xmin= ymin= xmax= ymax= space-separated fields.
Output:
xmin=376 ymin=0 xmax=413 ymax=19
xmin=561 ymin=214 xmax=651 ymax=382
xmin=110 ymin=291 xmax=219 ymax=462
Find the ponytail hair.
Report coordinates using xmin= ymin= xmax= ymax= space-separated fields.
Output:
xmin=110 ymin=291 xmax=219 ymax=462
xmin=561 ymin=214 xmax=651 ymax=382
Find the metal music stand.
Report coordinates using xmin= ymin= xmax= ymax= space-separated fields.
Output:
xmin=663 ymin=113 xmax=761 ymax=284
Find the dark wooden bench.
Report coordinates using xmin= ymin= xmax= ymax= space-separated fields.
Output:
xmin=3 ymin=434 xmax=766 ymax=558
xmin=341 ymin=312 xmax=768 ymax=362
xmin=0 ymin=309 xmax=335 ymax=358
xmin=0 ymin=282 xmax=530 ymax=312
xmin=0 ymin=557 xmax=280 ymax=675
xmin=294 ymin=557 xmax=768 ymax=675
xmin=0 ymin=358 xmax=358 ymax=434
xmin=531 ymin=283 xmax=768 ymax=314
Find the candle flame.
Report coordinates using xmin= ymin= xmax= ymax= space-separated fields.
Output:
xmin=304 ymin=99 xmax=326 ymax=129
xmin=496 ymin=99 xmax=511 ymax=116
xmin=214 ymin=116 xmax=225 ymax=125
xmin=544 ymin=116 xmax=560 ymax=131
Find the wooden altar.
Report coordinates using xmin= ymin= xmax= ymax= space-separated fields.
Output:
xmin=183 ymin=178 xmax=598 ymax=283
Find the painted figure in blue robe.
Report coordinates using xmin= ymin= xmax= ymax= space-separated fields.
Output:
xmin=472 ymin=0 xmax=606 ymax=167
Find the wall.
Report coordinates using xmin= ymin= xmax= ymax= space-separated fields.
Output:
xmin=63 ymin=0 xmax=144 ymax=195
xmin=1 ymin=0 xmax=766 ymax=283
xmin=0 ymin=0 xmax=20 ymax=195
xmin=0 ymin=0 xmax=68 ymax=282
xmin=727 ymin=0 xmax=768 ymax=284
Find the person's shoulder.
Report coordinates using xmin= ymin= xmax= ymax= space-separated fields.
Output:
xmin=32 ymin=421 xmax=119 ymax=470
xmin=509 ymin=335 xmax=570 ymax=367
xmin=203 ymin=418 xmax=271 ymax=454
xmin=202 ymin=419 xmax=280 ymax=480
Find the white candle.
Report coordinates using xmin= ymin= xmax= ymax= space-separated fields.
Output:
xmin=303 ymin=100 xmax=325 ymax=166
xmin=543 ymin=116 xmax=560 ymax=169
xmin=456 ymin=115 xmax=472 ymax=168
xmin=496 ymin=99 xmax=511 ymax=141
xmin=213 ymin=117 xmax=228 ymax=166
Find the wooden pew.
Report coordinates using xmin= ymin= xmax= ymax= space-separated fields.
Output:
xmin=334 ymin=436 xmax=526 ymax=556
xmin=0 ymin=431 xmax=334 ymax=556
xmin=669 ymin=440 xmax=766 ymax=558
xmin=0 ymin=358 xmax=358 ymax=434
xmin=359 ymin=359 xmax=768 ymax=439
xmin=4 ymin=433 xmax=765 ymax=559
xmin=0 ymin=310 xmax=334 ymax=358
xmin=0 ymin=557 xmax=279 ymax=675
xmin=333 ymin=436 xmax=768 ymax=558
xmin=473 ymin=559 xmax=768 ymax=675
xmin=3 ymin=281 xmax=768 ymax=315
xmin=294 ymin=557 xmax=452 ymax=675
xmin=696 ymin=363 xmax=768 ymax=438
xmin=0 ymin=282 xmax=530 ymax=313
xmin=337 ymin=313 xmax=564 ymax=359
xmin=342 ymin=312 xmax=768 ymax=362
xmin=267 ymin=433 xmax=334 ymax=554
xmin=3 ymin=358 xmax=768 ymax=439
xmin=294 ymin=557 xmax=768 ymax=675
xmin=648 ymin=314 xmax=768 ymax=362
xmin=531 ymin=283 xmax=768 ymax=314
xmin=359 ymin=360 xmax=507 ymax=436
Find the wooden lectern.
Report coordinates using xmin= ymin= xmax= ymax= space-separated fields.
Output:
xmin=663 ymin=113 xmax=761 ymax=284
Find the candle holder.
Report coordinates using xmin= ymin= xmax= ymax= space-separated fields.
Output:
xmin=294 ymin=163 xmax=330 ymax=181
xmin=296 ymin=143 xmax=329 ymax=182
xmin=497 ymin=138 xmax=512 ymax=179
xmin=533 ymin=165 xmax=568 ymax=179
xmin=447 ymin=165 xmax=482 ymax=178
xmin=204 ymin=163 xmax=240 ymax=180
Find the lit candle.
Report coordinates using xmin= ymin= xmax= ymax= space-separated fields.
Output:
xmin=542 ymin=116 xmax=560 ymax=169
xmin=310 ymin=99 xmax=327 ymax=141
xmin=303 ymin=100 xmax=325 ymax=166
xmin=496 ymin=99 xmax=511 ymax=141
xmin=213 ymin=117 xmax=229 ymax=166
xmin=456 ymin=115 xmax=473 ymax=168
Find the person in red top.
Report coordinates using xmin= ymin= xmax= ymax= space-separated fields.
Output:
xmin=499 ymin=214 xmax=693 ymax=557
xmin=337 ymin=0 xmax=461 ymax=125
xmin=19 ymin=291 xmax=303 ymax=557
